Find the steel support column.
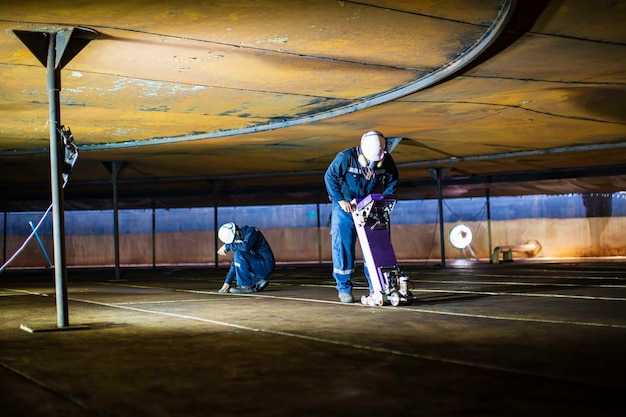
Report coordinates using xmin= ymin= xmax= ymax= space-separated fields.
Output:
xmin=152 ymin=201 xmax=156 ymax=268
xmin=47 ymin=33 xmax=69 ymax=326
xmin=14 ymin=26 xmax=98 ymax=328
xmin=109 ymin=161 xmax=125 ymax=280
xmin=316 ymin=200 xmax=322 ymax=264
xmin=429 ymin=168 xmax=450 ymax=268
xmin=213 ymin=181 xmax=220 ymax=268
xmin=2 ymin=204 xmax=6 ymax=268
xmin=486 ymin=188 xmax=493 ymax=260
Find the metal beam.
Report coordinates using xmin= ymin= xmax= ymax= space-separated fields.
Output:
xmin=396 ymin=141 xmax=626 ymax=170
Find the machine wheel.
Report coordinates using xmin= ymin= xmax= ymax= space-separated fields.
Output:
xmin=389 ymin=291 xmax=401 ymax=307
xmin=361 ymin=295 xmax=377 ymax=306
xmin=361 ymin=293 xmax=384 ymax=306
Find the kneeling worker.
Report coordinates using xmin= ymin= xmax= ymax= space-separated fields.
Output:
xmin=217 ymin=222 xmax=275 ymax=294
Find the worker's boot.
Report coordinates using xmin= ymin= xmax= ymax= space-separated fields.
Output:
xmin=255 ymin=279 xmax=269 ymax=292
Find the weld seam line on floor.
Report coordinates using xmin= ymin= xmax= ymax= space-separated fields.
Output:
xmin=411 ymin=289 xmax=626 ymax=301
xmin=226 ymin=281 xmax=626 ymax=301
xmin=96 ymin=282 xmax=626 ymax=328
xmin=0 ymin=361 xmax=103 ymax=416
xmin=444 ymin=273 xmax=626 ymax=281
xmin=113 ymin=298 xmax=239 ymax=305
xmin=96 ymin=279 xmax=626 ymax=302
xmin=277 ymin=281 xmax=626 ymax=298
xmin=3 ymin=283 xmax=625 ymax=329
xmin=218 ymin=293 xmax=626 ymax=328
xmin=63 ymin=294 xmax=622 ymax=389
xmin=248 ymin=277 xmax=626 ymax=288
xmin=416 ymin=280 xmax=626 ymax=289
xmin=8 ymin=278 xmax=626 ymax=295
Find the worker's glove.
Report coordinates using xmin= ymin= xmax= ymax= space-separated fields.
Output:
xmin=339 ymin=200 xmax=355 ymax=213
xmin=217 ymin=244 xmax=228 ymax=256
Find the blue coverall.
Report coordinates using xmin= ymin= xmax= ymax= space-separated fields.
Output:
xmin=324 ymin=146 xmax=398 ymax=295
xmin=223 ymin=226 xmax=275 ymax=288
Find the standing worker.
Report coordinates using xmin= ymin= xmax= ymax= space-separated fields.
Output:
xmin=324 ymin=130 xmax=399 ymax=303
xmin=216 ymin=222 xmax=275 ymax=294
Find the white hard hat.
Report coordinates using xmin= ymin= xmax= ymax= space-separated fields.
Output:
xmin=218 ymin=222 xmax=237 ymax=244
xmin=360 ymin=130 xmax=386 ymax=161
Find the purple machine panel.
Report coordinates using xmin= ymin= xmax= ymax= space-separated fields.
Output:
xmin=352 ymin=194 xmax=398 ymax=294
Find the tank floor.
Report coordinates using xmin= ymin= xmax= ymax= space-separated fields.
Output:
xmin=1 ymin=261 xmax=625 ymax=417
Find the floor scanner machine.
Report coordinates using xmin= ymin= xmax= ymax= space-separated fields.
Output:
xmin=352 ymin=194 xmax=413 ymax=306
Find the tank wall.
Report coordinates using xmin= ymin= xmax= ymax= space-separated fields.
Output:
xmin=2 ymin=193 xmax=625 ymax=268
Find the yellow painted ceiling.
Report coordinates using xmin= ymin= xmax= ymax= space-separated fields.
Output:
xmin=0 ymin=0 xmax=624 ymax=208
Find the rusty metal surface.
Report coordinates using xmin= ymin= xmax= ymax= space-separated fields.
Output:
xmin=0 ymin=0 xmax=624 ymax=208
